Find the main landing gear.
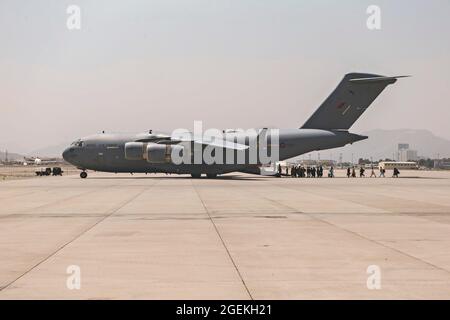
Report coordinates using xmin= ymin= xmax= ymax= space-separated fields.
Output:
xmin=80 ymin=171 xmax=88 ymax=179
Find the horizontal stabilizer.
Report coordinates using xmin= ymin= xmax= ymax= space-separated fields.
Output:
xmin=349 ymin=75 xmax=410 ymax=84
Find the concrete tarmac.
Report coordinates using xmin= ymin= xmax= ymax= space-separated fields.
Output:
xmin=1 ymin=170 xmax=450 ymax=299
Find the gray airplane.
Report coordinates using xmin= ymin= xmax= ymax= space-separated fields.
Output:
xmin=62 ymin=73 xmax=407 ymax=178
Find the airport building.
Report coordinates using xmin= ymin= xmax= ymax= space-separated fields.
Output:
xmin=434 ymin=159 xmax=450 ymax=170
xmin=379 ymin=161 xmax=418 ymax=170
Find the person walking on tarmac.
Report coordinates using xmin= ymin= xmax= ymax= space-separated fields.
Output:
xmin=347 ymin=167 xmax=351 ymax=178
xmin=352 ymin=167 xmax=356 ymax=178
xmin=393 ymin=167 xmax=400 ymax=178
xmin=370 ymin=166 xmax=377 ymax=178
xmin=329 ymin=166 xmax=335 ymax=178
xmin=359 ymin=167 xmax=365 ymax=178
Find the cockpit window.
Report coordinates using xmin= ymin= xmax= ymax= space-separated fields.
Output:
xmin=71 ymin=139 xmax=84 ymax=147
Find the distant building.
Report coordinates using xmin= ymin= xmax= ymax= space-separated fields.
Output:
xmin=379 ymin=161 xmax=418 ymax=170
xmin=434 ymin=160 xmax=450 ymax=170
xmin=364 ymin=163 xmax=379 ymax=169
xmin=397 ymin=143 xmax=418 ymax=162
xmin=399 ymin=149 xmax=418 ymax=162
xmin=298 ymin=159 xmax=336 ymax=167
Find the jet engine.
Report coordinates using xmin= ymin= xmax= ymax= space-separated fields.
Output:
xmin=146 ymin=143 xmax=184 ymax=163
xmin=124 ymin=142 xmax=145 ymax=160
xmin=124 ymin=142 xmax=184 ymax=163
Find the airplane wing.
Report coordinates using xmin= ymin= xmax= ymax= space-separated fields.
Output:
xmin=192 ymin=138 xmax=249 ymax=150
xmin=135 ymin=134 xmax=172 ymax=143
xmin=152 ymin=135 xmax=249 ymax=151
xmin=135 ymin=130 xmax=249 ymax=150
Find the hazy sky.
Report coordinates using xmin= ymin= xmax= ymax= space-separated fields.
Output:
xmin=1 ymin=0 xmax=449 ymax=153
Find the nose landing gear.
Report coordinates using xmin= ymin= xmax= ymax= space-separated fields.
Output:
xmin=80 ymin=171 xmax=88 ymax=179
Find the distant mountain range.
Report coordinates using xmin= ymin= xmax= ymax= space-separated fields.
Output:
xmin=26 ymin=142 xmax=68 ymax=158
xmin=3 ymin=129 xmax=450 ymax=161
xmin=305 ymin=129 xmax=450 ymax=162
xmin=0 ymin=150 xmax=25 ymax=161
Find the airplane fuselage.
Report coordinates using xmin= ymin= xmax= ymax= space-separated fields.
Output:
xmin=62 ymin=129 xmax=366 ymax=175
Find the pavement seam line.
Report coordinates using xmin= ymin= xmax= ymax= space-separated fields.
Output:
xmin=260 ymin=184 xmax=450 ymax=275
xmin=1 ymin=182 xmax=122 ymax=220
xmin=0 ymin=182 xmax=153 ymax=292
xmin=276 ymin=182 xmax=450 ymax=217
xmin=191 ymin=180 xmax=254 ymax=300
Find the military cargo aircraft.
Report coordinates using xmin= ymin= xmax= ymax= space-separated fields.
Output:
xmin=62 ymin=73 xmax=407 ymax=178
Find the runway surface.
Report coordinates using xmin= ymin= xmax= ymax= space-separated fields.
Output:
xmin=1 ymin=170 xmax=450 ymax=299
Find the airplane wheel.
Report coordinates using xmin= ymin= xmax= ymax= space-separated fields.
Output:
xmin=80 ymin=171 xmax=88 ymax=179
xmin=206 ymin=174 xmax=217 ymax=179
xmin=191 ymin=173 xmax=201 ymax=179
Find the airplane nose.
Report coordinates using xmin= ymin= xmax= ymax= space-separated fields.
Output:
xmin=62 ymin=147 xmax=74 ymax=163
xmin=62 ymin=148 xmax=69 ymax=162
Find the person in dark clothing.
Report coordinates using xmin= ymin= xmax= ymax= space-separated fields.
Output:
xmin=306 ymin=167 xmax=311 ymax=178
xmin=347 ymin=167 xmax=351 ymax=178
xmin=318 ymin=166 xmax=323 ymax=178
xmin=393 ymin=167 xmax=400 ymax=178
xmin=329 ymin=166 xmax=335 ymax=178
xmin=277 ymin=164 xmax=282 ymax=177
xmin=352 ymin=167 xmax=356 ymax=178
xmin=359 ymin=167 xmax=365 ymax=178
xmin=311 ymin=166 xmax=316 ymax=178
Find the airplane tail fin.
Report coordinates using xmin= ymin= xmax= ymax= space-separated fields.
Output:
xmin=301 ymin=73 xmax=409 ymax=130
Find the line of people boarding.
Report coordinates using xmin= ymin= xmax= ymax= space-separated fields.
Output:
xmin=278 ymin=165 xmax=334 ymax=178
xmin=277 ymin=165 xmax=400 ymax=178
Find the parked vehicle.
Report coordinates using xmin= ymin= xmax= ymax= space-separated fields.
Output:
xmin=35 ymin=167 xmax=52 ymax=176
xmin=52 ymin=167 xmax=63 ymax=176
